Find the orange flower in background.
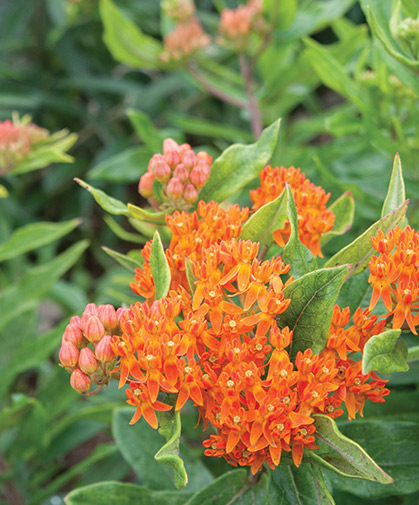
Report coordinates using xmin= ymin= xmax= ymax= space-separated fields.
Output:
xmin=250 ymin=166 xmax=336 ymax=257
xmin=369 ymin=225 xmax=419 ymax=334
xmin=160 ymin=17 xmax=210 ymax=63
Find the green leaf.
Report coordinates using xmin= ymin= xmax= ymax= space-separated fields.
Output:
xmin=150 ymin=230 xmax=171 ymax=300
xmin=0 ymin=218 xmax=80 ymax=262
xmin=198 ymin=119 xmax=281 ymax=203
xmin=362 ymin=329 xmax=409 ymax=374
xmin=311 ymin=414 xmax=393 ymax=483
xmin=185 ymin=469 xmax=270 ymax=505
xmin=336 ymin=269 xmax=371 ymax=314
xmin=102 ymin=246 xmax=143 ymax=272
xmin=279 ymin=265 xmax=350 ymax=358
xmin=325 ymin=200 xmax=408 ymax=276
xmin=407 ymin=345 xmax=419 ymax=361
xmin=75 ymin=178 xmax=129 ymax=215
xmin=88 ymin=147 xmax=150 ymax=183
xmin=240 ymin=189 xmax=287 ymax=246
xmin=328 ymin=421 xmax=419 ymax=497
xmin=321 ymin=191 xmax=355 ymax=245
xmin=128 ymin=203 xmax=167 ymax=224
xmin=271 ymin=464 xmax=334 ymax=505
xmin=104 ymin=215 xmax=146 ymax=244
xmin=66 ymin=481 xmax=192 ymax=505
xmin=361 ymin=1 xmax=419 ymax=71
xmin=381 ymin=153 xmax=406 ymax=221
xmin=0 ymin=240 xmax=89 ymax=333
xmin=0 ymin=395 xmax=35 ymax=433
xmin=112 ymin=408 xmax=213 ymax=492
xmin=155 ymin=408 xmax=188 ymax=490
xmin=100 ymin=0 xmax=163 ymax=69
xmin=282 ymin=185 xmax=317 ymax=278
xmin=185 ymin=258 xmax=197 ymax=295
xmin=127 ymin=108 xmax=165 ymax=152
xmin=0 ymin=184 xmax=8 ymax=198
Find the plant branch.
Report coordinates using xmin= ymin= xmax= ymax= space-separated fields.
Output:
xmin=239 ymin=53 xmax=263 ymax=139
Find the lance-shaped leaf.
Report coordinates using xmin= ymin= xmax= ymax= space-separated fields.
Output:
xmin=150 ymin=231 xmax=171 ymax=300
xmin=381 ymin=153 xmax=406 ymax=223
xmin=407 ymin=345 xmax=419 ymax=361
xmin=311 ymin=414 xmax=393 ymax=484
xmin=198 ymin=119 xmax=281 ymax=203
xmin=184 ymin=469 xmax=270 ymax=505
xmin=75 ymin=178 xmax=129 ymax=216
xmin=362 ymin=329 xmax=409 ymax=375
xmin=240 ymin=188 xmax=287 ymax=246
xmin=128 ymin=203 xmax=167 ymax=224
xmin=155 ymin=408 xmax=188 ymax=490
xmin=102 ymin=246 xmax=143 ymax=273
xmin=127 ymin=108 xmax=165 ymax=153
xmin=104 ymin=215 xmax=146 ymax=244
xmin=0 ymin=218 xmax=80 ymax=262
xmin=321 ymin=191 xmax=355 ymax=245
xmin=271 ymin=464 xmax=334 ymax=505
xmin=325 ymin=200 xmax=408 ymax=276
xmin=282 ymin=185 xmax=317 ymax=278
xmin=279 ymin=265 xmax=350 ymax=358
xmin=100 ymin=0 xmax=163 ymax=69
xmin=65 ymin=482 xmax=192 ymax=505
xmin=185 ymin=258 xmax=197 ymax=296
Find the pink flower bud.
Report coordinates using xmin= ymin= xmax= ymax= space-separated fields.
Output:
xmin=173 ymin=163 xmax=189 ymax=183
xmin=84 ymin=303 xmax=99 ymax=315
xmin=78 ymin=347 xmax=99 ymax=374
xmin=148 ymin=153 xmax=165 ymax=174
xmin=190 ymin=164 xmax=209 ymax=189
xmin=154 ymin=159 xmax=172 ymax=182
xmin=166 ymin=177 xmax=184 ymax=199
xmin=59 ymin=341 xmax=79 ymax=368
xmin=83 ymin=315 xmax=105 ymax=343
xmin=196 ymin=151 xmax=213 ymax=166
xmin=164 ymin=150 xmax=180 ymax=168
xmin=139 ymin=172 xmax=155 ymax=198
xmin=182 ymin=149 xmax=196 ymax=171
xmin=183 ymin=183 xmax=199 ymax=204
xmin=116 ymin=307 xmax=129 ymax=321
xmin=62 ymin=323 xmax=84 ymax=347
xmin=98 ymin=304 xmax=118 ymax=331
xmin=70 ymin=368 xmax=91 ymax=393
xmin=95 ymin=335 xmax=115 ymax=362
xmin=163 ymin=138 xmax=179 ymax=155
xmin=70 ymin=315 xmax=81 ymax=325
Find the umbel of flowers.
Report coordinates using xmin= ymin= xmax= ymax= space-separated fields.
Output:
xmin=58 ymin=147 xmax=409 ymax=473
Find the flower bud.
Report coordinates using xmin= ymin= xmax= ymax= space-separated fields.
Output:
xmin=95 ymin=335 xmax=115 ymax=362
xmin=83 ymin=315 xmax=105 ymax=343
xmin=98 ymin=304 xmax=118 ymax=330
xmin=70 ymin=315 xmax=81 ymax=325
xmin=190 ymin=164 xmax=210 ymax=189
xmin=154 ymin=159 xmax=172 ymax=182
xmin=164 ymin=149 xmax=180 ymax=168
xmin=78 ymin=347 xmax=99 ymax=374
xmin=173 ymin=163 xmax=189 ymax=183
xmin=62 ymin=323 xmax=84 ymax=347
xmin=182 ymin=149 xmax=196 ymax=171
xmin=70 ymin=368 xmax=91 ymax=393
xmin=178 ymin=143 xmax=192 ymax=157
xmin=196 ymin=151 xmax=213 ymax=166
xmin=183 ymin=183 xmax=199 ymax=204
xmin=116 ymin=307 xmax=129 ymax=320
xmin=148 ymin=153 xmax=165 ymax=174
xmin=166 ymin=177 xmax=184 ymax=199
xmin=84 ymin=303 xmax=99 ymax=315
xmin=139 ymin=172 xmax=155 ymax=198
xmin=163 ymin=138 xmax=179 ymax=155
xmin=59 ymin=341 xmax=79 ymax=368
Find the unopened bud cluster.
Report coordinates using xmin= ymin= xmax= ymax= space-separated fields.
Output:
xmin=0 ymin=119 xmax=48 ymax=174
xmin=161 ymin=0 xmax=195 ymax=23
xmin=59 ymin=303 xmax=126 ymax=393
xmin=397 ymin=18 xmax=419 ymax=57
xmin=139 ymin=138 xmax=212 ymax=210
xmin=160 ymin=17 xmax=210 ymax=63
xmin=218 ymin=0 xmax=267 ymax=51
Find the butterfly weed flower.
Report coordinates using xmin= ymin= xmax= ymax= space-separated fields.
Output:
xmin=160 ymin=18 xmax=211 ymax=64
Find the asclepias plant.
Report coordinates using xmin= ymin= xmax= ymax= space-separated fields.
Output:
xmin=60 ymin=121 xmax=417 ymax=504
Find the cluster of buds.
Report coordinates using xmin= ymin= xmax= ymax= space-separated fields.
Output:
xmin=161 ymin=0 xmax=195 ymax=23
xmin=397 ymin=18 xmax=419 ymax=58
xmin=138 ymin=138 xmax=212 ymax=211
xmin=368 ymin=225 xmax=419 ymax=334
xmin=59 ymin=303 xmax=126 ymax=394
xmin=250 ymin=166 xmax=336 ymax=257
xmin=0 ymin=118 xmax=48 ymax=175
xmin=160 ymin=17 xmax=210 ymax=63
xmin=218 ymin=0 xmax=267 ymax=51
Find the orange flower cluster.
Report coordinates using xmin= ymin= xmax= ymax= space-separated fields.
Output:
xmin=218 ymin=0 xmax=266 ymax=51
xmin=0 ymin=119 xmax=48 ymax=174
xmin=160 ymin=17 xmax=210 ymax=63
xmin=369 ymin=225 xmax=419 ymax=334
xmin=138 ymin=139 xmax=212 ymax=211
xmin=250 ymin=166 xmax=336 ymax=257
